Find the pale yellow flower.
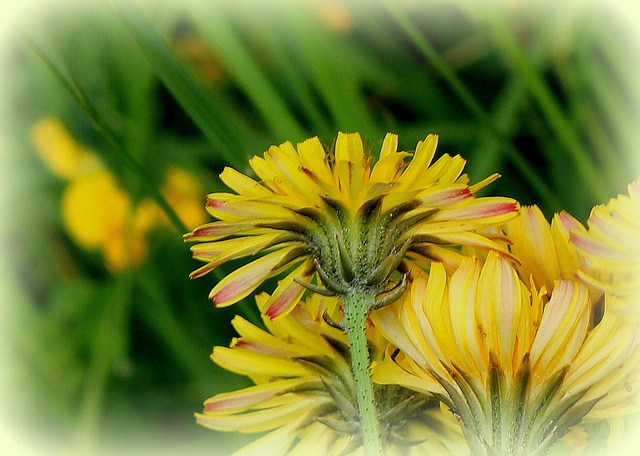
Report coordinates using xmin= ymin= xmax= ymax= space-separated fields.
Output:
xmin=372 ymin=253 xmax=640 ymax=456
xmin=30 ymin=116 xmax=100 ymax=179
xmin=61 ymin=171 xmax=157 ymax=271
xmin=161 ymin=166 xmax=208 ymax=230
xmin=571 ymin=178 xmax=640 ymax=317
xmin=313 ymin=0 xmax=354 ymax=32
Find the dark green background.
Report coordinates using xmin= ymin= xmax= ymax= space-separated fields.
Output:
xmin=1 ymin=0 xmax=638 ymax=454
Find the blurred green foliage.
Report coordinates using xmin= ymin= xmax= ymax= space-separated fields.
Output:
xmin=1 ymin=0 xmax=639 ymax=454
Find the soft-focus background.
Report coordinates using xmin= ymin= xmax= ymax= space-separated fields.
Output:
xmin=1 ymin=0 xmax=639 ymax=454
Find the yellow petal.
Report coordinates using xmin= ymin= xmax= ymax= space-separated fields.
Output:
xmin=529 ymin=281 xmax=590 ymax=375
xmin=447 ymin=256 xmax=485 ymax=374
xmin=468 ymin=173 xmax=500 ymax=194
xmin=335 ymin=132 xmax=366 ymax=201
xmin=230 ymin=315 xmax=316 ymax=358
xmin=379 ymin=132 xmax=398 ymax=158
xmin=209 ymin=246 xmax=303 ymax=307
xmin=264 ymin=143 xmax=325 ymax=207
xmin=203 ymin=377 xmax=318 ymax=413
xmin=397 ymin=134 xmax=438 ymax=190
xmin=372 ymin=357 xmax=445 ymax=396
xmin=230 ymin=413 xmax=311 ymax=456
xmin=212 ymin=346 xmax=310 ymax=378
xmin=296 ymin=136 xmax=335 ymax=189
xmin=197 ymin=395 xmax=325 ymax=433
xmin=436 ymin=154 xmax=466 ymax=184
xmin=264 ymin=262 xmax=312 ymax=319
xmin=432 ymin=197 xmax=519 ymax=226
xmin=185 ymin=221 xmax=261 ymax=241
xmin=220 ymin=167 xmax=272 ymax=198
xmin=505 ymin=205 xmax=561 ymax=292
xmin=206 ymin=193 xmax=294 ymax=221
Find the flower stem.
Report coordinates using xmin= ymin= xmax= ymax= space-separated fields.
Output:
xmin=342 ymin=289 xmax=384 ymax=456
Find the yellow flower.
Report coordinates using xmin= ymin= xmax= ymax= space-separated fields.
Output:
xmin=62 ymin=171 xmax=158 ymax=271
xmin=30 ymin=116 xmax=207 ymax=271
xmin=160 ymin=166 xmax=208 ymax=230
xmin=186 ymin=132 xmax=519 ymax=317
xmin=30 ymin=116 xmax=101 ymax=179
xmin=504 ymin=205 xmax=586 ymax=295
xmin=372 ymin=253 xmax=640 ymax=456
xmin=197 ymin=293 xmax=468 ymax=456
xmin=571 ymin=179 xmax=640 ymax=316
xmin=313 ymin=0 xmax=354 ymax=33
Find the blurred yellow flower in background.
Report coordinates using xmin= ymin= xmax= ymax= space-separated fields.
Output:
xmin=161 ymin=166 xmax=208 ymax=230
xmin=29 ymin=116 xmax=101 ymax=179
xmin=313 ymin=0 xmax=354 ymax=33
xmin=30 ymin=116 xmax=206 ymax=272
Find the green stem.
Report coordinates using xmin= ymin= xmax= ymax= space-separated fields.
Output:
xmin=342 ymin=289 xmax=384 ymax=456
xmin=75 ymin=277 xmax=132 ymax=450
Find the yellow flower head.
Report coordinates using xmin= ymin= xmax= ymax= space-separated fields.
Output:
xmin=571 ymin=179 xmax=640 ymax=316
xmin=161 ymin=166 xmax=208 ymax=230
xmin=197 ymin=293 xmax=468 ymax=456
xmin=62 ymin=171 xmax=158 ymax=271
xmin=186 ymin=132 xmax=519 ymax=318
xmin=31 ymin=116 xmax=208 ymax=272
xmin=314 ymin=0 xmax=354 ymax=33
xmin=30 ymin=116 xmax=101 ymax=180
xmin=504 ymin=205 xmax=586 ymax=296
xmin=372 ymin=253 xmax=640 ymax=456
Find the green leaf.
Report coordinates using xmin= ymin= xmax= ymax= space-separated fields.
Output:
xmin=284 ymin=8 xmax=379 ymax=140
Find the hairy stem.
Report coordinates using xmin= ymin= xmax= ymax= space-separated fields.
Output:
xmin=342 ymin=289 xmax=384 ymax=456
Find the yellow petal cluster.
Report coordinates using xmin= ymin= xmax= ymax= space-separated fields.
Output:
xmin=372 ymin=253 xmax=640 ymax=456
xmin=30 ymin=116 xmax=207 ymax=271
xmin=501 ymin=192 xmax=640 ymax=450
xmin=198 ymin=293 xmax=467 ymax=456
xmin=187 ymin=132 xmax=518 ymax=317
xmin=571 ymin=179 xmax=640 ymax=317
xmin=504 ymin=205 xmax=585 ymax=295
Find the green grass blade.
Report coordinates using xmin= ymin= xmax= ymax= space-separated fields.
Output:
xmin=469 ymin=35 xmax=548 ymax=183
xmin=236 ymin=12 xmax=334 ymax=140
xmin=75 ymin=278 xmax=132 ymax=451
xmin=488 ymin=8 xmax=610 ymax=202
xmin=285 ymin=10 xmax=379 ymax=140
xmin=576 ymin=42 xmax=639 ymax=179
xmin=111 ymin=3 xmax=247 ymax=169
xmin=22 ymin=28 xmax=189 ymax=234
xmin=186 ymin=5 xmax=306 ymax=142
xmin=135 ymin=267 xmax=224 ymax=395
xmin=381 ymin=0 xmax=562 ymax=211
